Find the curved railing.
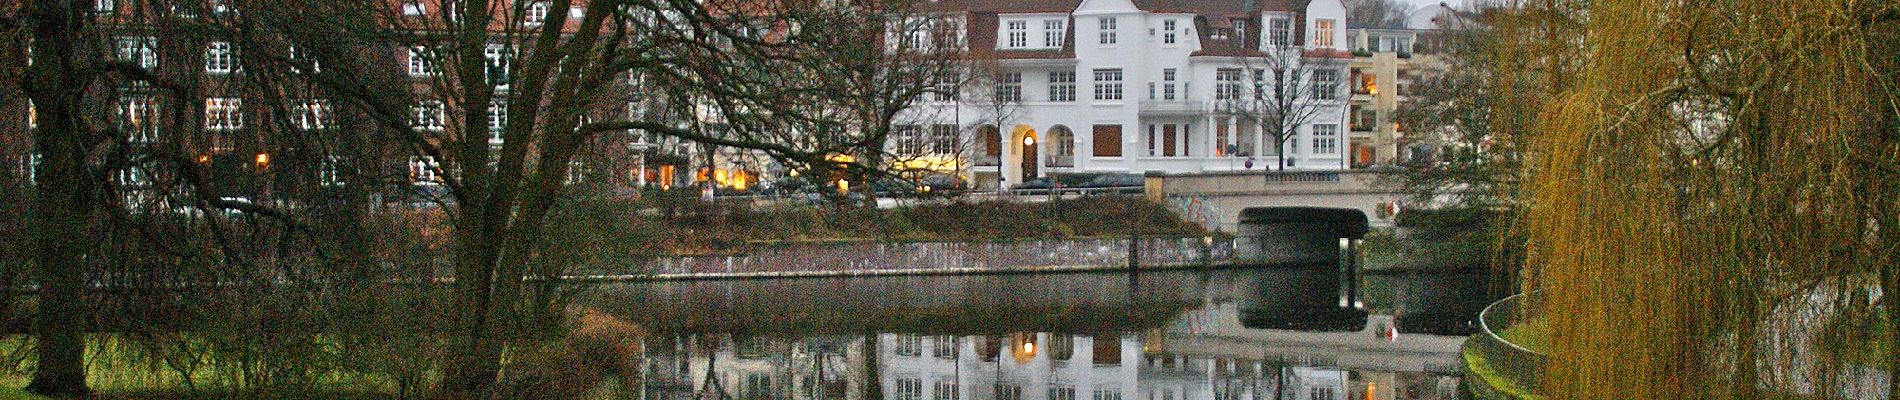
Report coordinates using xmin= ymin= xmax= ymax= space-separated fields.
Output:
xmin=1467 ymin=292 xmax=1547 ymax=398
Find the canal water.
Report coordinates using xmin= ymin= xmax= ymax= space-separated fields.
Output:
xmin=578 ymin=267 xmax=1498 ymax=400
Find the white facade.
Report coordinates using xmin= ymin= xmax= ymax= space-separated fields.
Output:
xmin=897 ymin=0 xmax=1355 ymax=187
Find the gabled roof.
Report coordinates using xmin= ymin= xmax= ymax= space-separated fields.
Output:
xmin=962 ymin=12 xmax=1076 ymax=60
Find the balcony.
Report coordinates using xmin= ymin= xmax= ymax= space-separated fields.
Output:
xmin=1139 ymin=100 xmax=1207 ymax=115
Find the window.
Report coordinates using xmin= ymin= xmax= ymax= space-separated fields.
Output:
xmin=1048 ymin=71 xmax=1076 ymax=102
xmin=894 ymin=377 xmax=923 ymax=400
xmin=115 ymin=36 xmax=157 ymax=69
xmin=204 ymin=41 xmax=235 ymax=74
xmin=409 ymin=156 xmax=439 ymax=184
xmin=995 ymin=384 xmax=1023 ymax=400
xmin=1233 ymin=19 xmax=1248 ymax=44
xmin=895 ymin=334 xmax=923 ymax=357
xmin=903 ymin=23 xmax=928 ymax=49
xmin=733 ymin=374 xmax=769 ymax=399
xmin=1314 ymin=19 xmax=1337 ymax=48
xmin=1005 ymin=20 xmax=1027 ymax=48
xmin=1216 ymin=68 xmax=1243 ymax=99
xmin=1043 ymin=19 xmax=1065 ymax=48
xmin=487 ymin=101 xmax=507 ymax=143
xmin=1269 ymin=16 xmax=1292 ymax=47
xmin=1092 ymin=68 xmax=1122 ymax=101
xmin=409 ymin=46 xmax=437 ymax=77
xmin=287 ymin=46 xmax=320 ymax=74
xmin=1049 ymin=335 xmax=1074 ymax=361
xmin=1093 ymin=388 xmax=1122 ymax=400
xmin=1091 ymin=124 xmax=1121 ymax=157
xmin=930 ymin=124 xmax=958 ymax=155
xmin=19 ymin=154 xmax=41 ymax=184
xmin=1098 ymin=17 xmax=1117 ymax=44
xmin=294 ymin=99 xmax=332 ymax=131
xmin=319 ymin=156 xmax=344 ymax=187
xmin=1162 ymin=68 xmax=1176 ymax=100
xmin=204 ymin=97 xmax=242 ymax=130
xmin=1254 ymin=68 xmax=1271 ymax=99
xmin=401 ymin=0 xmax=424 ymax=16
xmin=1310 ymin=387 xmax=1337 ymax=400
xmin=485 ymin=44 xmax=512 ymax=87
xmin=996 ymin=72 xmax=1022 ymax=102
xmin=1162 ymin=19 xmax=1177 ymax=44
xmin=1050 ymin=126 xmax=1074 ymax=159
xmin=26 ymin=100 xmax=34 ymax=129
xmin=894 ymin=124 xmax=923 ymax=155
xmin=1049 ymin=385 xmax=1077 ymax=400
xmin=933 ymin=380 xmax=958 ymax=400
xmin=1313 ymin=124 xmax=1339 ymax=154
xmin=1311 ymin=68 xmax=1339 ymax=100
xmin=933 ymin=75 xmax=958 ymax=102
xmin=565 ymin=160 xmax=586 ymax=185
xmin=525 ymin=1 xmax=549 ymax=26
xmin=932 ymin=336 xmax=957 ymax=359
xmin=411 ymin=100 xmax=445 ymax=131
xmin=119 ymin=96 xmax=159 ymax=143
xmin=93 ymin=0 xmax=115 ymax=13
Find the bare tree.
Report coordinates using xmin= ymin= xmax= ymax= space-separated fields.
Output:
xmin=1219 ymin=47 xmax=1344 ymax=171
xmin=959 ymin=58 xmax=1026 ymax=190
xmin=1343 ymin=0 xmax=1412 ymax=30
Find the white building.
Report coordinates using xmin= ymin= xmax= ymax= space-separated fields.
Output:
xmin=894 ymin=0 xmax=1356 ymax=188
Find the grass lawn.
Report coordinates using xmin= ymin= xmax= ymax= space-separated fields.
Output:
xmin=0 ymin=335 xmax=403 ymax=399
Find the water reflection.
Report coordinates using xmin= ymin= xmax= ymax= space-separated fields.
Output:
xmin=579 ymin=268 xmax=1490 ymax=399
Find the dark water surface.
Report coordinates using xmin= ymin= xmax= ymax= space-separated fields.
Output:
xmin=577 ymin=267 xmax=1497 ymax=400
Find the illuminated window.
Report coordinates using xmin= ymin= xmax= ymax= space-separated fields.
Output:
xmin=119 ymin=96 xmax=160 ymax=143
xmin=1314 ymin=19 xmax=1337 ymax=48
xmin=293 ymin=99 xmax=332 ymax=130
xmin=204 ymin=97 xmax=242 ymax=130
xmin=408 ymin=155 xmax=439 ymax=184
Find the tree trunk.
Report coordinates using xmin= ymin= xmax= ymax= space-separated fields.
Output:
xmin=440 ymin=218 xmax=506 ymax=399
xmin=22 ymin=1 xmax=93 ymax=397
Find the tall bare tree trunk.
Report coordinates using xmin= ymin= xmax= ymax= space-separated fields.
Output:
xmin=22 ymin=1 xmax=92 ymax=396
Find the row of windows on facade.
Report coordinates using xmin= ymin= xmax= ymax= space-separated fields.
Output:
xmin=999 ymin=15 xmax=1331 ymax=49
xmin=14 ymin=153 xmax=591 ymax=189
xmin=979 ymin=68 xmax=1340 ymax=104
xmin=399 ymin=0 xmax=577 ymax=27
xmin=106 ymin=36 xmax=524 ymax=86
xmin=26 ymin=95 xmax=660 ymax=146
xmin=891 ymin=379 xmax=1124 ymax=400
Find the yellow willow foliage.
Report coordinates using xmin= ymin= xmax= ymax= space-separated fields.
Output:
xmin=1517 ymin=0 xmax=1900 ymax=398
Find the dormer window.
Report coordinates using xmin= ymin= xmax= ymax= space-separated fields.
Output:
xmin=525 ymin=1 xmax=549 ymax=27
xmin=1268 ymin=16 xmax=1292 ymax=47
xmin=1006 ymin=20 xmax=1028 ymax=48
xmin=1314 ymin=19 xmax=1337 ymax=48
xmin=1042 ymin=19 xmax=1065 ymax=48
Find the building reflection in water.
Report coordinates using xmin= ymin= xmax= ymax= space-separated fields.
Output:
xmin=638 ymin=333 xmax=1459 ymax=400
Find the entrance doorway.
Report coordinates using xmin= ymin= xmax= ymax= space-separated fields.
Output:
xmin=1020 ymin=133 xmax=1039 ymax=181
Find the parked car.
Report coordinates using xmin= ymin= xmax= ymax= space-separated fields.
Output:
xmin=917 ymin=173 xmax=967 ymax=195
xmin=1011 ymin=178 xmax=1058 ymax=195
xmin=1078 ymin=173 xmax=1144 ymax=194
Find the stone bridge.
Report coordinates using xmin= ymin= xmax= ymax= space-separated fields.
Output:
xmin=1143 ymin=171 xmax=1404 ymax=232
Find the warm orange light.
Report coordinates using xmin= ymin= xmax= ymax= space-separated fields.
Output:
xmin=197 ymin=155 xmax=211 ymax=163
xmin=255 ymin=153 xmax=270 ymax=165
xmin=1365 ymin=382 xmax=1376 ymax=400
xmin=837 ymin=179 xmax=849 ymax=193
xmin=1023 ymin=135 xmax=1036 ymax=146
xmin=1021 ymin=341 xmax=1035 ymax=354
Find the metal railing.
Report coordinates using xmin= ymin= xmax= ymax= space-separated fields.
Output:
xmin=1470 ymin=293 xmax=1546 ymax=396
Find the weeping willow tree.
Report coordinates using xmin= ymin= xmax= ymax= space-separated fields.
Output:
xmin=1509 ymin=0 xmax=1900 ymax=398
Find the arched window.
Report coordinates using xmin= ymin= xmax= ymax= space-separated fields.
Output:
xmin=1048 ymin=125 xmax=1075 ymax=167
